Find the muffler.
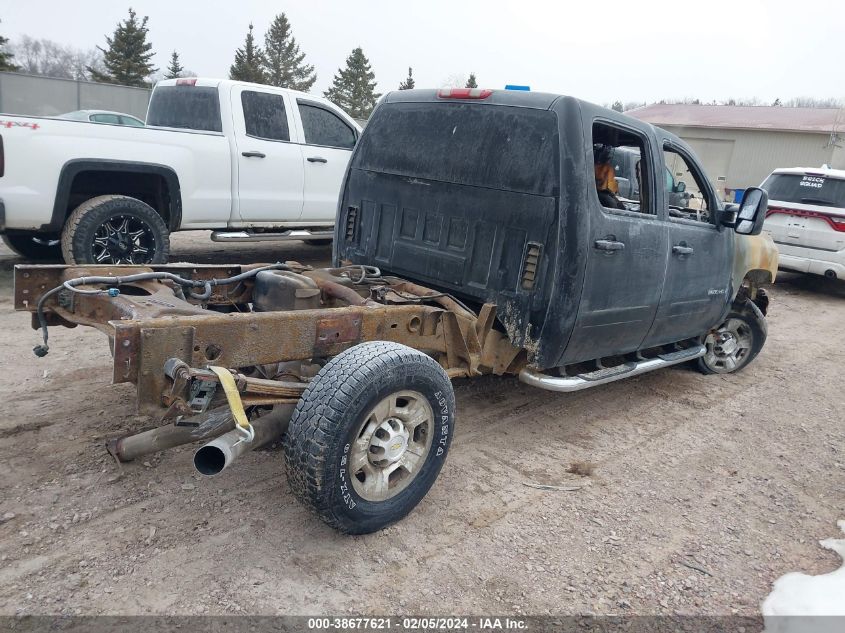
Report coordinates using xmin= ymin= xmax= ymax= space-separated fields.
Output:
xmin=193 ymin=404 xmax=294 ymax=476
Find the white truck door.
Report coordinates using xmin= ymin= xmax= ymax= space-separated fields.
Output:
xmin=295 ymin=100 xmax=358 ymax=222
xmin=231 ymin=86 xmax=304 ymax=223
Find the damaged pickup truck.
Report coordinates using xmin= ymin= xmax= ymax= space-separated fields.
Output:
xmin=13 ymin=88 xmax=778 ymax=534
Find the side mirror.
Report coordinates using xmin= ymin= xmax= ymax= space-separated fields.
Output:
xmin=675 ymin=180 xmax=687 ymax=193
xmin=723 ymin=187 xmax=768 ymax=235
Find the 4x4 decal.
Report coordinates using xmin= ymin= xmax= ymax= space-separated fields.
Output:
xmin=0 ymin=120 xmax=40 ymax=130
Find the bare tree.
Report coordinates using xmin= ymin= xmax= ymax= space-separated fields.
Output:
xmin=623 ymin=101 xmax=646 ymax=112
xmin=652 ymin=95 xmax=843 ymax=108
xmin=440 ymin=73 xmax=467 ymax=88
xmin=782 ymin=96 xmax=844 ymax=108
xmin=10 ymin=35 xmax=104 ymax=80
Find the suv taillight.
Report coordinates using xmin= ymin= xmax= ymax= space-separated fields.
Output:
xmin=767 ymin=207 xmax=845 ymax=233
xmin=437 ymin=88 xmax=493 ymax=100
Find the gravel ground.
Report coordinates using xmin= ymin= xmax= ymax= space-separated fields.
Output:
xmin=0 ymin=231 xmax=842 ymax=617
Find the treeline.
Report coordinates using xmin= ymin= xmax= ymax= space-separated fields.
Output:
xmin=609 ymin=96 xmax=845 ymax=112
xmin=0 ymin=11 xmax=190 ymax=84
xmin=9 ymin=11 xmax=836 ymax=119
xmin=0 ymin=10 xmax=480 ymax=119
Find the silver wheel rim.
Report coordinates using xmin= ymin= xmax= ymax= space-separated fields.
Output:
xmin=703 ymin=317 xmax=753 ymax=373
xmin=348 ymin=390 xmax=434 ymax=502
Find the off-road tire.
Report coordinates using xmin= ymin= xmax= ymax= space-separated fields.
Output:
xmin=698 ymin=298 xmax=767 ymax=374
xmin=285 ymin=341 xmax=455 ymax=534
xmin=2 ymin=233 xmax=62 ymax=260
xmin=61 ymin=195 xmax=170 ymax=265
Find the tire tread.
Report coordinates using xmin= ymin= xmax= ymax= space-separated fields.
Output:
xmin=61 ymin=195 xmax=170 ymax=265
xmin=284 ymin=341 xmax=452 ymax=533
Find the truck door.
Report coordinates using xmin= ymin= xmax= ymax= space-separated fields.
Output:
xmin=641 ymin=143 xmax=731 ymax=348
xmin=231 ymin=87 xmax=304 ymax=223
xmin=563 ymin=122 xmax=669 ymax=364
xmin=296 ymin=100 xmax=358 ymax=222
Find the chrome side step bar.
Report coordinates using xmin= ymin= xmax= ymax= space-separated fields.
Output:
xmin=210 ymin=229 xmax=334 ymax=243
xmin=519 ymin=344 xmax=706 ymax=393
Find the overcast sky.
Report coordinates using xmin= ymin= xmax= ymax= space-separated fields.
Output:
xmin=2 ymin=0 xmax=844 ymax=105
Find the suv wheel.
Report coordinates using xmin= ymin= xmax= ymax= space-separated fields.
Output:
xmin=285 ymin=341 xmax=455 ymax=534
xmin=698 ymin=299 xmax=767 ymax=374
xmin=2 ymin=233 xmax=62 ymax=260
xmin=61 ymin=195 xmax=170 ymax=265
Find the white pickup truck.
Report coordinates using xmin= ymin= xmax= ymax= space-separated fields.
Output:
xmin=0 ymin=78 xmax=361 ymax=264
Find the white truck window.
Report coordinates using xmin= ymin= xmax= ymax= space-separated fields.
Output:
xmin=147 ymin=85 xmax=222 ymax=132
xmin=242 ymin=91 xmax=290 ymax=142
xmin=298 ymin=103 xmax=355 ymax=149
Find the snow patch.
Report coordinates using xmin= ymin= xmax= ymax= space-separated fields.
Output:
xmin=762 ymin=519 xmax=845 ymax=633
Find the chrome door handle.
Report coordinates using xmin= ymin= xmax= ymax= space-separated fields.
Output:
xmin=307 ymin=156 xmax=327 ymax=163
xmin=672 ymin=244 xmax=694 ymax=255
xmin=241 ymin=151 xmax=265 ymax=158
xmin=594 ymin=239 xmax=625 ymax=251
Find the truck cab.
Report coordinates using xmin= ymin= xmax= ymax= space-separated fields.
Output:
xmin=335 ymin=88 xmax=778 ymax=373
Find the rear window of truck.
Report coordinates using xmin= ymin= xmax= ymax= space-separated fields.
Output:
xmin=353 ymin=103 xmax=559 ymax=196
xmin=146 ymin=86 xmax=222 ymax=133
xmin=763 ymin=173 xmax=845 ymax=208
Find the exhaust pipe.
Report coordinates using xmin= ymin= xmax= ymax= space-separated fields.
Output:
xmin=194 ymin=404 xmax=294 ymax=476
xmin=107 ymin=408 xmax=235 ymax=462
xmin=824 ymin=269 xmax=837 ymax=280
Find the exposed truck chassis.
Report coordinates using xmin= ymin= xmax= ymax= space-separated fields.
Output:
xmin=14 ymin=262 xmax=727 ymax=533
xmin=15 ymin=262 xmax=524 ymax=416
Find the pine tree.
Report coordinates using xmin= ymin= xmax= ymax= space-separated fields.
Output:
xmin=0 ymin=19 xmax=18 ymax=72
xmin=398 ymin=67 xmax=415 ymax=90
xmin=88 ymin=8 xmax=156 ymax=86
xmin=324 ymin=47 xmax=380 ymax=119
xmin=229 ymin=23 xmax=266 ymax=83
xmin=465 ymin=73 xmax=477 ymax=89
xmin=260 ymin=13 xmax=316 ymax=91
xmin=611 ymin=101 xmax=623 ymax=112
xmin=164 ymin=50 xmax=184 ymax=79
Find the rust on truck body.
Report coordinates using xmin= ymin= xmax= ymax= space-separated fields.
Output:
xmin=14 ymin=263 xmax=524 ymax=416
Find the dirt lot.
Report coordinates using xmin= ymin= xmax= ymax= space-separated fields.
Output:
xmin=0 ymin=231 xmax=842 ymax=617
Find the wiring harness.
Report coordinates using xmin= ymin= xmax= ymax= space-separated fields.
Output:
xmin=33 ymin=263 xmax=290 ymax=357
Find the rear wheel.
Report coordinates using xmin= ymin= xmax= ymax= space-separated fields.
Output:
xmin=1 ymin=233 xmax=62 ymax=260
xmin=285 ymin=341 xmax=455 ymax=534
xmin=698 ymin=299 xmax=767 ymax=374
xmin=61 ymin=195 xmax=170 ymax=265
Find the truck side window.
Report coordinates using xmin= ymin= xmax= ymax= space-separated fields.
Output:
xmin=241 ymin=91 xmax=290 ymax=142
xmin=591 ymin=122 xmax=653 ymax=215
xmin=662 ymin=146 xmax=712 ymax=224
xmin=298 ymin=103 xmax=356 ymax=149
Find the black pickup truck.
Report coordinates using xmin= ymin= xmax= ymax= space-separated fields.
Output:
xmin=336 ymin=88 xmax=777 ymax=375
xmin=14 ymin=88 xmax=777 ymax=534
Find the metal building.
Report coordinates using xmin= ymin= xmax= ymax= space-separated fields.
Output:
xmin=627 ymin=104 xmax=845 ymax=199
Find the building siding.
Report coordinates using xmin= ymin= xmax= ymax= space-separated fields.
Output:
xmin=659 ymin=125 xmax=841 ymax=193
